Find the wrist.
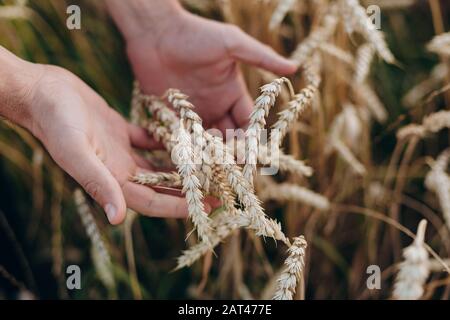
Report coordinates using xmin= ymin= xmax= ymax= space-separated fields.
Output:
xmin=0 ymin=47 xmax=44 ymax=132
xmin=106 ymin=0 xmax=185 ymax=42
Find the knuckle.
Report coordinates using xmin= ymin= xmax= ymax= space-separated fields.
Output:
xmin=83 ymin=180 xmax=102 ymax=201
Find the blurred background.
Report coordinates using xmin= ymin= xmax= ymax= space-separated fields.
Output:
xmin=1 ymin=0 xmax=449 ymax=300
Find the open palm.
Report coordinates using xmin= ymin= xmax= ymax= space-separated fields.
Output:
xmin=126 ymin=12 xmax=297 ymax=131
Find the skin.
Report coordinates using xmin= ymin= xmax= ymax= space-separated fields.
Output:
xmin=125 ymin=11 xmax=298 ymax=130
xmin=0 ymin=1 xmax=297 ymax=225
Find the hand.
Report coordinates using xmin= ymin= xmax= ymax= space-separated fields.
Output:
xmin=125 ymin=10 xmax=297 ymax=131
xmin=16 ymin=64 xmax=190 ymax=224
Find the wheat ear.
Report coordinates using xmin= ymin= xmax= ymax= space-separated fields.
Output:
xmin=271 ymin=56 xmax=321 ymax=149
xmin=273 ymin=236 xmax=307 ymax=300
xmin=173 ymin=121 xmax=212 ymax=245
xmin=73 ymin=189 xmax=115 ymax=291
xmin=393 ymin=220 xmax=430 ymax=300
xmin=397 ymin=110 xmax=450 ymax=140
xmin=269 ymin=0 xmax=296 ymax=30
xmin=339 ymin=0 xmax=395 ymax=64
xmin=427 ymin=32 xmax=450 ymax=58
xmin=354 ymin=43 xmax=375 ymax=83
xmin=132 ymin=172 xmax=182 ymax=188
xmin=425 ymin=149 xmax=450 ymax=231
xmin=243 ymin=77 xmax=293 ymax=183
xmin=259 ymin=182 xmax=330 ymax=211
xmin=291 ymin=12 xmax=338 ymax=66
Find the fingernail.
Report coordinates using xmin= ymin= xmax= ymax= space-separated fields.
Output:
xmin=104 ymin=203 xmax=117 ymax=223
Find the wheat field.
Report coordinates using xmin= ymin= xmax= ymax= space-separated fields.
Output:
xmin=1 ymin=0 xmax=450 ymax=300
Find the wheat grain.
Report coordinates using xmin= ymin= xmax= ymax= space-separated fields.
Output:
xmin=132 ymin=172 xmax=182 ymax=188
xmin=354 ymin=83 xmax=388 ymax=123
xmin=234 ymin=138 xmax=313 ymax=177
xmin=319 ymin=43 xmax=355 ymax=66
xmin=176 ymin=208 xmax=287 ymax=269
xmin=425 ymin=149 xmax=450 ymax=231
xmin=354 ymin=43 xmax=375 ymax=83
xmin=331 ymin=138 xmax=367 ymax=175
xmin=173 ymin=121 xmax=212 ymax=245
xmin=402 ymin=63 xmax=448 ymax=108
xmin=243 ymin=77 xmax=291 ymax=183
xmin=73 ymin=189 xmax=115 ymax=291
xmin=393 ymin=220 xmax=430 ymax=300
xmin=273 ymin=236 xmax=307 ymax=300
xmin=427 ymin=32 xmax=450 ymax=58
xmin=259 ymin=182 xmax=330 ymax=211
xmin=271 ymin=56 xmax=321 ymax=149
xmin=210 ymin=135 xmax=289 ymax=244
xmin=291 ymin=13 xmax=338 ymax=66
xmin=397 ymin=110 xmax=450 ymax=140
xmin=269 ymin=0 xmax=296 ymax=30
xmin=339 ymin=0 xmax=395 ymax=64
xmin=362 ymin=0 xmax=415 ymax=9
xmin=396 ymin=124 xmax=426 ymax=141
xmin=423 ymin=111 xmax=450 ymax=134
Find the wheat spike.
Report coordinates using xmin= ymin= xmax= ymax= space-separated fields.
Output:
xmin=259 ymin=182 xmax=330 ymax=211
xmin=243 ymin=77 xmax=291 ymax=183
xmin=339 ymin=0 xmax=395 ymax=64
xmin=354 ymin=43 xmax=375 ymax=83
xmin=291 ymin=12 xmax=338 ymax=66
xmin=319 ymin=43 xmax=355 ymax=66
xmin=73 ymin=189 xmax=115 ymax=291
xmin=132 ymin=172 xmax=182 ymax=188
xmin=425 ymin=149 xmax=450 ymax=231
xmin=269 ymin=0 xmax=296 ymax=30
xmin=273 ymin=236 xmax=307 ymax=300
xmin=271 ymin=56 xmax=321 ymax=149
xmin=393 ymin=220 xmax=430 ymax=300
xmin=397 ymin=110 xmax=450 ymax=140
xmin=354 ymin=83 xmax=388 ymax=123
xmin=173 ymin=121 xmax=212 ymax=245
xmin=427 ymin=32 xmax=450 ymax=58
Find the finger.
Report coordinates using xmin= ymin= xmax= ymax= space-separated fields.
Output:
xmin=123 ymin=182 xmax=190 ymax=218
xmin=128 ymin=124 xmax=164 ymax=150
xmin=60 ymin=148 xmax=127 ymax=225
xmin=214 ymin=115 xmax=236 ymax=133
xmin=230 ymin=85 xmax=254 ymax=129
xmin=132 ymin=152 xmax=154 ymax=170
xmin=204 ymin=195 xmax=222 ymax=210
xmin=224 ymin=25 xmax=298 ymax=75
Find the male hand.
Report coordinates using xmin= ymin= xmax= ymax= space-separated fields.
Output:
xmin=14 ymin=63 xmax=190 ymax=224
xmin=124 ymin=9 xmax=297 ymax=131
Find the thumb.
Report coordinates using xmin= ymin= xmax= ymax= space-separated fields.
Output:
xmin=223 ymin=25 xmax=298 ymax=75
xmin=58 ymin=147 xmax=127 ymax=225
